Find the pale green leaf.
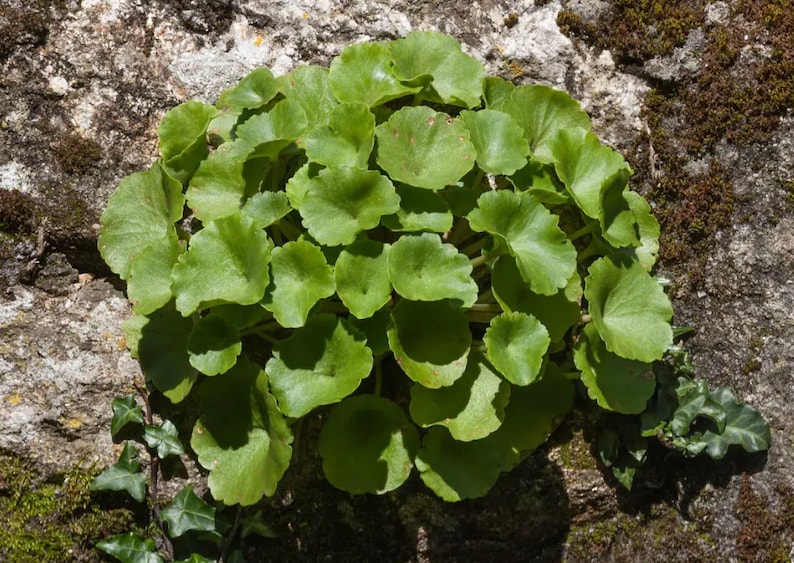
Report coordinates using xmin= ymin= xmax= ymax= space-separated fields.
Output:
xmin=381 ymin=184 xmax=453 ymax=233
xmin=143 ymin=420 xmax=185 ymax=459
xmin=621 ymin=191 xmax=660 ymax=271
xmin=334 ymin=239 xmax=392 ymax=319
xmin=482 ymin=76 xmax=515 ymax=110
xmin=278 ymin=65 xmax=338 ymax=126
xmin=300 ymin=102 xmax=375 ymax=169
xmin=459 ymin=109 xmax=528 ymax=175
xmin=484 ymin=312 xmax=550 ymax=386
xmin=161 ymin=486 xmax=216 ymax=538
xmin=509 ymin=159 xmax=571 ymax=205
xmin=187 ymin=314 xmax=242 ymax=376
xmin=127 ymin=232 xmax=183 ymax=315
xmin=235 ymin=98 xmax=308 ymax=161
xmin=158 ymin=101 xmax=218 ymax=184
xmin=185 ymin=142 xmax=247 ymax=222
xmin=217 ymin=67 xmax=279 ymax=110
xmin=241 ymin=191 xmax=292 ymax=229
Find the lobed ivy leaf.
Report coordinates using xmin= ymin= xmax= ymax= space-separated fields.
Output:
xmin=484 ymin=312 xmax=550 ymax=386
xmin=482 ymin=76 xmax=515 ymax=110
xmin=381 ymin=184 xmax=453 ymax=233
xmin=585 ymin=257 xmax=673 ymax=363
xmin=172 ymin=215 xmax=272 ymax=316
xmin=573 ymin=323 xmax=656 ymax=414
xmin=319 ymin=395 xmax=419 ymax=494
xmin=187 ymin=314 xmax=242 ymax=376
xmin=387 ymin=299 xmax=471 ymax=388
xmin=300 ymin=102 xmax=375 ymax=169
xmin=388 ymin=233 xmax=478 ymax=307
xmin=158 ymin=101 xmax=218 ymax=184
xmin=161 ymin=486 xmax=217 ymax=538
xmin=265 ymin=315 xmax=373 ymax=417
xmin=699 ymin=387 xmax=772 ymax=459
xmin=191 ymin=359 xmax=292 ymax=506
xmin=334 ymin=238 xmax=392 ymax=319
xmin=235 ymin=98 xmax=308 ymax=161
xmin=90 ymin=442 xmax=147 ymax=503
xmin=127 ymin=232 xmax=183 ymax=315
xmin=185 ymin=142 xmax=247 ymax=222
xmin=278 ymin=65 xmax=338 ymax=126
xmin=262 ymin=239 xmax=335 ymax=328
xmin=388 ymin=31 xmax=485 ymax=108
xmin=241 ymin=191 xmax=292 ymax=229
xmin=409 ymin=352 xmax=510 ymax=441
xmin=670 ymin=378 xmax=726 ymax=437
xmin=375 ymin=106 xmax=476 ymax=190
xmin=459 ymin=109 xmax=528 ymax=175
xmin=143 ymin=420 xmax=185 ymax=459
xmin=217 ymin=67 xmax=279 ymax=110
xmin=110 ymin=396 xmax=144 ymax=437
xmin=96 ymin=533 xmax=163 ymax=563
xmin=468 ymin=190 xmax=577 ymax=296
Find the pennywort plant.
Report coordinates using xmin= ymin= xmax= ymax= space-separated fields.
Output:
xmin=97 ymin=31 xmax=769 ymax=507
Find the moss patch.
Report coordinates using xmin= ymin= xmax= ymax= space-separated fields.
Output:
xmin=734 ymin=474 xmax=794 ymax=562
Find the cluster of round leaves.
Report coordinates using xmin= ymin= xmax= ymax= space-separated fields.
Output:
xmin=98 ymin=31 xmax=673 ymax=505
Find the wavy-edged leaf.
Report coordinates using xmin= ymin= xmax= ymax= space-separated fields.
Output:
xmin=335 ymin=239 xmax=392 ymax=319
xmin=143 ymin=420 xmax=185 ymax=459
xmin=459 ymin=109 xmax=528 ymax=175
xmin=172 ymin=215 xmax=272 ymax=316
xmin=216 ymin=67 xmax=279 ymax=110
xmin=320 ymin=395 xmax=419 ymax=494
xmin=621 ymin=191 xmax=660 ymax=271
xmin=265 ymin=315 xmax=373 ymax=417
xmin=387 ymin=299 xmax=471 ymax=388
xmin=670 ymin=378 xmax=725 ymax=436
xmin=262 ymin=239 xmax=335 ymax=328
xmin=241 ymin=191 xmax=292 ymax=229
xmin=468 ymin=190 xmax=576 ymax=296
xmin=483 ymin=76 xmax=515 ymax=110
xmin=484 ymin=312 xmax=549 ymax=386
xmin=161 ymin=486 xmax=216 ymax=538
xmin=96 ymin=533 xmax=163 ymax=563
xmin=188 ymin=314 xmax=242 ymax=376
xmin=159 ymin=101 xmax=217 ymax=184
xmin=127 ymin=232 xmax=183 ymax=315
xmin=110 ymin=396 xmax=143 ymax=437
xmin=573 ymin=323 xmax=656 ymax=414
xmin=381 ymin=184 xmax=453 ymax=233
xmin=278 ymin=65 xmax=338 ymax=128
xmin=235 ymin=98 xmax=308 ymax=161
xmin=89 ymin=442 xmax=147 ymax=503
xmin=375 ymin=106 xmax=476 ymax=190
xmin=388 ymin=233 xmax=477 ymax=307
xmin=300 ymin=102 xmax=375 ymax=169
xmin=509 ymin=159 xmax=571 ymax=205
xmin=700 ymin=387 xmax=771 ymax=459
xmin=191 ymin=359 xmax=292 ymax=505
xmin=410 ymin=352 xmax=510 ymax=441
xmin=185 ymin=142 xmax=247 ymax=221
xmin=585 ymin=257 xmax=673 ymax=362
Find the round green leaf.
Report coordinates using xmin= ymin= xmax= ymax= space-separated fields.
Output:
xmin=468 ymin=190 xmax=577 ymax=296
xmin=278 ymin=65 xmax=338 ymax=126
xmin=381 ymin=184 xmax=453 ymax=233
xmin=508 ymin=159 xmax=571 ymax=205
xmin=158 ymin=101 xmax=218 ymax=184
xmin=127 ymin=232 xmax=183 ymax=315
xmin=574 ymin=323 xmax=656 ymax=414
xmin=620 ymin=191 xmax=660 ymax=271
xmin=172 ymin=215 xmax=273 ymax=316
xmin=410 ymin=352 xmax=511 ymax=441
xmin=241 ymin=191 xmax=292 ymax=230
xmin=265 ymin=315 xmax=373 ymax=417
xmin=262 ymin=239 xmax=335 ymax=328
xmin=584 ymin=256 xmax=673 ymax=362
xmin=216 ymin=67 xmax=279 ymax=110
xmin=188 ymin=314 xmax=242 ymax=376
xmin=319 ymin=395 xmax=419 ymax=494
xmin=375 ymin=106 xmax=476 ymax=190
xmin=484 ymin=312 xmax=550 ymax=386
xmin=297 ymin=166 xmax=400 ymax=246
xmin=335 ymin=239 xmax=392 ymax=319
xmin=185 ymin=142 xmax=247 ymax=221
xmin=387 ymin=299 xmax=471 ymax=388
xmin=388 ymin=233 xmax=478 ymax=307
xmin=459 ymin=109 xmax=528 ymax=175
xmin=300 ymin=102 xmax=375 ymax=169
xmin=235 ymin=98 xmax=308 ymax=161
xmin=483 ymin=76 xmax=515 ymax=110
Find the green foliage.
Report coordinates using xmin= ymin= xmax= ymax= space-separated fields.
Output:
xmin=98 ymin=31 xmax=769 ymax=511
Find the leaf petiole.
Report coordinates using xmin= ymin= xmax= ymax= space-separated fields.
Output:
xmin=569 ymin=221 xmax=599 ymax=241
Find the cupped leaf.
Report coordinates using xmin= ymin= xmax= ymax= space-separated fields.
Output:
xmin=216 ymin=67 xmax=279 ymax=110
xmin=509 ymin=159 xmax=571 ymax=206
xmin=388 ymin=31 xmax=485 ymax=108
xmin=459 ymin=109 xmax=528 ymax=175
xmin=381 ymin=184 xmax=453 ymax=233
xmin=410 ymin=352 xmax=510 ymax=441
xmin=375 ymin=106 xmax=476 ymax=190
xmin=388 ymin=233 xmax=478 ymax=307
xmin=191 ymin=359 xmax=292 ymax=505
xmin=143 ymin=420 xmax=185 ymax=459
xmin=585 ymin=256 xmax=673 ymax=362
xmin=573 ymin=323 xmax=656 ymax=414
xmin=235 ymin=98 xmax=308 ymax=161
xmin=185 ymin=142 xmax=247 ymax=222
xmin=335 ymin=239 xmax=392 ymax=319
xmin=329 ymin=41 xmax=419 ymax=106
xmin=387 ymin=299 xmax=471 ymax=388
xmin=187 ymin=314 xmax=242 ymax=376
xmin=96 ymin=533 xmax=163 ymax=563
xmin=262 ymin=239 xmax=335 ymax=328
xmin=158 ymin=101 xmax=218 ymax=184
xmin=98 ymin=162 xmax=184 ymax=280
xmin=621 ymin=191 xmax=660 ymax=271
xmin=319 ymin=395 xmax=419 ymax=494
xmin=127 ymin=232 xmax=183 ymax=315
xmin=161 ymin=486 xmax=217 ymax=538
xmin=484 ymin=312 xmax=550 ymax=386
xmin=297 ymin=166 xmax=400 ymax=246
xmin=110 ymin=396 xmax=144 ymax=437
xmin=172 ymin=215 xmax=272 ymax=316
xmin=300 ymin=102 xmax=375 ymax=169
xmin=501 ymin=84 xmax=591 ymax=163
xmin=699 ymin=387 xmax=771 ymax=459
xmin=265 ymin=315 xmax=373 ymax=418
xmin=241 ymin=191 xmax=292 ymax=229
xmin=483 ymin=76 xmax=515 ymax=110
xmin=89 ymin=442 xmax=147 ymax=503
xmin=278 ymin=65 xmax=338 ymax=126
xmin=468 ymin=190 xmax=576 ymax=296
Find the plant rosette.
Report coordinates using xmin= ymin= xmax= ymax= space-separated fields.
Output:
xmin=99 ymin=31 xmax=710 ymax=504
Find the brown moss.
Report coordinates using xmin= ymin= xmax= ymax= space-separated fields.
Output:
xmin=0 ymin=189 xmax=40 ymax=235
xmin=54 ymin=134 xmax=102 ymax=175
xmin=734 ymin=474 xmax=794 ymax=562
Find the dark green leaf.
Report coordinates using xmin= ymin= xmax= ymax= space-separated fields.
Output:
xmin=484 ymin=312 xmax=549 ymax=386
xmin=143 ymin=420 xmax=185 ymax=460
xmin=90 ymin=442 xmax=147 ymax=502
xmin=110 ymin=396 xmax=144 ymax=437
xmin=334 ymin=239 xmax=392 ymax=319
xmin=459 ymin=109 xmax=528 ymax=175
xmin=348 ymin=305 xmax=392 ymax=356
xmin=300 ymin=102 xmax=375 ymax=169
xmin=127 ymin=232 xmax=183 ymax=315
xmin=188 ymin=314 xmax=242 ymax=376
xmin=161 ymin=486 xmax=217 ymax=538
xmin=700 ymin=387 xmax=771 ymax=459
xmin=96 ymin=533 xmax=163 ymax=563
xmin=381 ymin=184 xmax=453 ymax=233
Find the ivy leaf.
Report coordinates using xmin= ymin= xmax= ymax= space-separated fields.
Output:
xmin=266 ymin=315 xmax=373 ymax=417
xmin=90 ymin=442 xmax=147 ymax=503
xmin=484 ymin=312 xmax=550 ymax=386
xmin=670 ymin=378 xmax=725 ymax=437
xmin=585 ymin=257 xmax=673 ymax=362
xmin=262 ymin=239 xmax=335 ymax=328
xmin=468 ymin=190 xmax=577 ymax=296
xmin=216 ymin=67 xmax=279 ymax=110
xmin=620 ymin=191 xmax=660 ymax=271
xmin=96 ymin=533 xmax=163 ymax=563
xmin=388 ymin=233 xmax=477 ymax=307
xmin=388 ymin=31 xmax=485 ymax=108
xmin=158 ymin=101 xmax=217 ymax=184
xmin=491 ymin=255 xmax=581 ymax=343
xmin=329 ymin=41 xmax=419 ymax=107
xmin=300 ymin=102 xmax=375 ymax=169
xmin=381 ymin=184 xmax=453 ymax=233
xmin=235 ymin=98 xmax=308 ymax=161
xmin=459 ymin=109 xmax=528 ymax=175
xmin=319 ymin=395 xmax=419 ymax=494
xmin=410 ymin=352 xmax=511 ymax=441
xmin=110 ymin=396 xmax=144 ymax=437
xmin=172 ymin=215 xmax=273 ymax=316
xmin=573 ymin=323 xmax=656 ymax=414
xmin=239 ymin=509 xmax=278 ymax=539
xmin=185 ymin=142 xmax=247 ymax=222
xmin=348 ymin=305 xmax=392 ymax=356
xmin=296 ymin=166 xmax=400 ymax=246
xmin=375 ymin=106 xmax=476 ymax=190
xmin=191 ymin=359 xmax=292 ymax=506
xmin=241 ymin=191 xmax=292 ymax=230
xmin=161 ymin=486 xmax=217 ymax=538
xmin=98 ymin=162 xmax=184 ymax=280
xmin=509 ymin=159 xmax=571 ymax=206
xmin=187 ymin=314 xmax=242 ymax=376
xmin=143 ymin=420 xmax=185 ymax=459
xmin=278 ymin=65 xmax=338 ymax=126
xmin=482 ymin=76 xmax=515 ymax=110
xmin=387 ymin=299 xmax=471 ymax=388
xmin=501 ymin=84 xmax=591 ymax=163
xmin=334 ymin=239 xmax=392 ymax=319
xmin=699 ymin=387 xmax=771 ymax=459
xmin=127 ymin=232 xmax=183 ymax=315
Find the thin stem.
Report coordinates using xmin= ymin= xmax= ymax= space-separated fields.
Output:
xmin=219 ymin=506 xmax=242 ymax=563
xmin=561 ymin=371 xmax=582 ymax=380
xmin=477 ymin=288 xmax=495 ymax=304
xmin=470 ymin=303 xmax=502 ymax=313
xmin=412 ymin=93 xmax=424 ymax=106
xmin=275 ymin=218 xmax=302 ymax=241
xmin=577 ymin=245 xmax=600 ymax=263
xmin=470 ymin=254 xmax=488 ymax=269
xmin=462 ymin=237 xmax=488 ymax=258
xmin=447 ymin=219 xmax=474 ymax=247
xmin=374 ymin=361 xmax=383 ymax=397
xmin=569 ymin=221 xmax=599 ymax=241
xmin=466 ymin=311 xmax=497 ymax=324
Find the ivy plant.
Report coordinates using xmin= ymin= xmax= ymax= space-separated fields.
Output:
xmin=98 ymin=31 xmax=770 ymax=509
